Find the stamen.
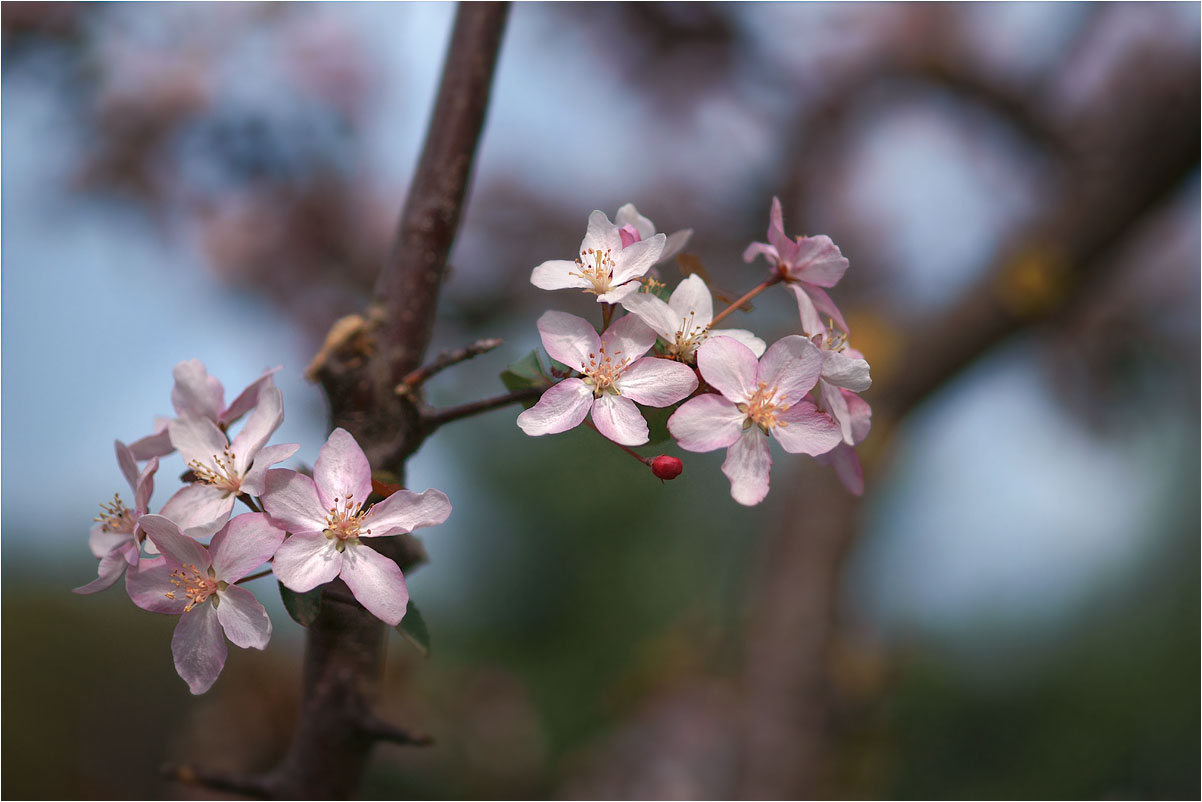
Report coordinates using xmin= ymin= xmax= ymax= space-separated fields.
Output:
xmin=581 ymin=342 xmax=630 ymax=397
xmin=743 ymin=381 xmax=790 ymax=432
xmin=188 ymin=446 xmax=242 ymax=493
xmin=166 ymin=563 xmax=219 ymax=612
xmin=323 ymin=494 xmax=374 ymax=552
xmin=568 ymin=247 xmax=618 ymax=295
xmin=94 ymin=493 xmax=136 ymax=534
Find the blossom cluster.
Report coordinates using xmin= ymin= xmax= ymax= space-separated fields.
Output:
xmin=521 ymin=198 xmax=873 ymax=505
xmin=76 ymin=361 xmax=451 ymax=694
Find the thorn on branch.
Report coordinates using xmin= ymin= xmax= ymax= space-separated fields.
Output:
xmin=359 ymin=715 xmax=435 ymax=747
xmin=162 ymin=763 xmax=278 ymax=799
xmin=396 ymin=337 xmax=505 ymax=396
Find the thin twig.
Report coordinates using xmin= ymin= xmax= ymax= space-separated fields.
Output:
xmin=359 ymin=715 xmax=435 ymax=747
xmin=422 ymin=385 xmax=544 ymax=430
xmin=709 ymin=275 xmax=780 ymax=328
xmin=162 ymin=764 xmax=277 ymax=799
xmin=396 ymin=337 xmax=505 ymax=396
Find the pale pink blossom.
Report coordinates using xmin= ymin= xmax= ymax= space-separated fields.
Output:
xmin=517 ymin=311 xmax=698 ymax=446
xmin=260 ymin=428 xmax=451 ymax=626
xmin=743 ymin=197 xmax=850 ymax=336
xmin=161 ymin=385 xmax=298 ymax=538
xmin=668 ymin=336 xmax=842 ymax=506
xmin=74 ymin=441 xmax=159 ymax=595
xmin=614 ymin=203 xmax=692 ymax=266
xmin=621 ymin=274 xmax=766 ymax=362
xmin=812 ymin=329 xmax=872 ymax=445
xmin=531 ymin=210 xmax=666 ymax=303
xmin=815 ymin=390 xmax=873 ymax=495
xmin=130 ymin=513 xmax=285 ymax=694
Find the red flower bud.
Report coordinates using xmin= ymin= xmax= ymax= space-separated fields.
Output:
xmin=650 ymin=455 xmax=683 ymax=481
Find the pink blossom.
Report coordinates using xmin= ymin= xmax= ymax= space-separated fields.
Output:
xmin=260 ymin=428 xmax=451 ymax=627
xmin=812 ymin=329 xmax=872 ymax=445
xmin=129 ymin=513 xmax=285 ymax=694
xmin=743 ymin=197 xmax=850 ymax=336
xmin=531 ymin=210 xmax=666 ymax=303
xmin=517 ymin=311 xmax=699 ymax=446
xmin=668 ymin=336 xmax=842 ymax=506
xmin=620 ymin=274 xmax=766 ymax=362
xmin=815 ymin=390 xmax=873 ymax=495
xmin=74 ymin=441 xmax=159 ymax=595
xmin=614 ymin=203 xmax=692 ymax=266
xmin=128 ymin=360 xmax=281 ymax=460
xmin=161 ymin=385 xmax=298 ymax=538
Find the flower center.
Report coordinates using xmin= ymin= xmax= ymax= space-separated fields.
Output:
xmin=188 ymin=447 xmax=242 ymax=493
xmin=815 ymin=322 xmax=848 ymax=353
xmin=740 ymin=381 xmax=789 ymax=433
xmin=581 ymin=344 xmax=629 ymax=397
xmin=570 ymin=248 xmax=616 ymax=295
xmin=670 ymin=309 xmax=709 ymax=359
xmin=323 ymin=494 xmax=372 ymax=552
xmin=165 ymin=563 xmax=224 ymax=612
xmin=95 ymin=493 xmax=136 ymax=534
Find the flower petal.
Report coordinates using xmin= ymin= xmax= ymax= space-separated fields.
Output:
xmin=126 ymin=557 xmax=189 ymax=614
xmin=596 ymin=281 xmax=642 ymax=305
xmin=220 ymin=367 xmax=280 ymax=427
xmin=819 ymin=380 xmax=854 ymax=445
xmin=774 ymin=399 xmax=843 ymax=456
xmin=667 ymin=274 xmax=714 ymax=326
xmin=140 ymin=514 xmax=211 ymax=570
xmin=313 ymin=428 xmax=372 ymax=512
xmin=168 ymin=415 xmax=230 ymax=471
xmin=617 ymin=357 xmax=697 ymax=406
xmin=591 ymin=394 xmax=648 ymax=446
xmin=230 ymin=385 xmax=284 ymax=475
xmin=615 ymin=203 xmax=656 ymax=240
xmin=786 ymin=283 xmax=826 ymax=337
xmin=659 ymin=229 xmax=692 ymax=264
xmin=846 ymin=390 xmax=873 ymax=444
xmin=272 ymin=531 xmax=342 ymax=593
xmin=696 ymin=337 xmax=758 ymax=403
xmin=620 ymin=292 xmax=679 ymax=340
xmin=159 ymin=483 xmax=235 ymax=540
xmin=260 ymin=469 xmax=327 ymax=534
xmin=216 ymin=585 xmax=272 ymax=650
xmin=89 ymin=522 xmax=129 ymax=558
xmin=340 ymin=543 xmax=410 ymax=626
xmin=722 ymin=429 xmax=772 ymax=506
xmin=363 ymin=488 xmax=451 ymax=538
xmin=807 ymin=285 xmax=850 ymax=334
xmin=709 ymin=329 xmax=767 ymax=358
xmin=133 ymin=456 xmax=158 ymax=514
xmin=792 ymin=235 xmax=848 ymax=288
xmin=129 ymin=418 xmax=174 ymax=460
xmin=73 ymin=549 xmax=130 ymax=595
xmin=516 ymin=379 xmax=593 ymax=437
xmin=601 ymin=313 xmax=657 ymax=365
xmin=172 ymin=604 xmax=228 ymax=694
xmin=115 ymin=440 xmax=139 ymax=489
xmin=820 ymin=349 xmax=871 ymax=392
xmin=758 ymin=335 xmax=822 ymax=403
xmin=531 ymin=259 xmax=591 ymax=292
xmin=240 ymin=442 xmax=301 ymax=497
xmin=668 ymin=394 xmax=745 ymax=452
xmin=580 ymin=209 xmax=622 ymax=254
xmin=536 ymin=310 xmax=599 ymax=370
xmin=610 ymin=233 xmax=665 ymax=286
xmin=210 ymin=513 xmax=286 ymax=582
xmin=742 ymin=241 xmax=779 ymax=266
xmin=815 ymin=444 xmax=864 ymax=496
xmin=171 ymin=359 xmax=225 ymax=422
xmin=765 ymin=196 xmax=797 ymax=264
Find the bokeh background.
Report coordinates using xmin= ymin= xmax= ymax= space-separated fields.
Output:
xmin=2 ymin=3 xmax=1198 ymax=798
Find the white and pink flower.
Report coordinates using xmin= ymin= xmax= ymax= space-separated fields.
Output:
xmin=743 ymin=197 xmax=850 ymax=336
xmin=260 ymin=428 xmax=451 ymax=627
xmin=517 ymin=311 xmax=698 ymax=446
xmin=614 ymin=203 xmax=692 ymax=266
xmin=812 ymin=329 xmax=872 ymax=445
xmin=74 ymin=441 xmax=159 ymax=595
xmin=620 ymin=274 xmax=766 ymax=362
xmin=531 ymin=210 xmax=666 ymax=304
xmin=130 ymin=513 xmax=285 ymax=694
xmin=815 ymin=390 xmax=873 ymax=496
xmin=668 ymin=336 xmax=842 ymax=506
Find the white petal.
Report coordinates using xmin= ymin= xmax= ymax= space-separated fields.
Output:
xmin=617 ymin=358 xmax=697 ymax=407
xmin=775 ymin=398 xmax=844 ymax=455
xmin=172 ymin=604 xmax=228 ymax=694
xmin=229 ymin=385 xmax=284 ymax=475
xmin=615 ymin=203 xmax=656 ymax=239
xmin=600 ymin=313 xmax=656 ymax=364
xmin=820 ymin=349 xmax=871 ymax=392
xmin=580 ymin=209 xmax=622 ymax=254
xmin=667 ymin=274 xmax=714 ymax=326
xmin=272 ymin=531 xmax=343 ymax=593
xmin=171 ymin=359 xmax=225 ymax=422
xmin=216 ymin=585 xmax=272 ymax=650
xmin=609 ymin=233 xmax=665 ymax=285
xmin=667 ymin=394 xmax=745 ymax=452
xmin=340 ymin=543 xmax=410 ymax=626
xmin=619 ymin=292 xmax=679 ymax=340
xmin=209 ymin=513 xmax=286 ymax=582
xmin=363 ymin=488 xmax=451 ymax=537
xmin=168 ymin=415 xmax=229 ymax=471
xmin=658 ymin=229 xmax=692 ymax=264
xmin=531 ymin=259 xmax=591 ymax=292
xmin=696 ymin=337 xmax=758 ymax=403
xmin=758 ymin=335 xmax=822 ymax=403
xmin=590 ymin=395 xmax=648 ymax=446
xmin=313 ymin=428 xmax=372 ymax=512
xmin=536 ymin=310 xmax=599 ymax=370
xmin=517 ymin=379 xmax=593 ymax=436
xmin=260 ymin=469 xmax=327 ymax=534
xmin=722 ymin=429 xmax=772 ymax=506
xmin=709 ymin=329 xmax=767 ymax=358
xmin=158 ymin=483 xmax=235 ymax=540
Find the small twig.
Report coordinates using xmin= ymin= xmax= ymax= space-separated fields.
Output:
xmin=422 ymin=385 xmax=545 ymax=430
xmin=235 ymin=568 xmax=273 ymax=585
xmin=709 ymin=275 xmax=781 ymax=328
xmin=396 ymin=337 xmax=505 ymax=396
xmin=359 ymin=715 xmax=435 ymax=747
xmin=582 ymin=418 xmax=652 ymax=466
xmin=601 ymin=302 xmax=615 ymax=332
xmin=162 ymin=764 xmax=277 ymax=799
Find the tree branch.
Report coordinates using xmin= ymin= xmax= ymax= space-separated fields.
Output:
xmin=421 ymin=385 xmax=544 ymax=431
xmin=396 ymin=337 xmax=505 ymax=396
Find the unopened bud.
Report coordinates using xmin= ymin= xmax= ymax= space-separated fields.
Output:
xmin=650 ymin=455 xmax=683 ymax=481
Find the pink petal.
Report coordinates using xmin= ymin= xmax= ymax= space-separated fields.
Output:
xmin=659 ymin=229 xmax=693 ymax=264
xmin=668 ymin=394 xmax=745 ymax=452
xmin=220 ymin=367 xmax=280 ymax=427
xmin=617 ymin=357 xmax=697 ymax=406
xmin=171 ymin=359 xmax=225 ymax=422
xmin=845 ymin=391 xmax=873 ymax=444
xmin=209 ymin=513 xmax=286 ymax=582
xmin=590 ymin=394 xmax=648 ymax=446
xmin=260 ymin=469 xmax=327 ymax=534
xmin=314 ymin=428 xmax=372 ymax=512
xmin=168 ymin=415 xmax=230 ymax=470
xmin=128 ymin=419 xmax=174 ymax=460
xmin=216 ymin=585 xmax=272 ymax=650
xmin=536 ymin=310 xmax=599 ymax=370
xmin=774 ymin=400 xmax=843 ymax=456
xmin=766 ymin=196 xmax=797 ymax=264
xmin=742 ymin=241 xmax=779 ymax=266
xmin=115 ymin=440 xmax=139 ymax=489
xmin=618 ymin=223 xmax=641 ymax=248
xmin=696 ymin=337 xmax=759 ymax=403
xmin=172 ymin=604 xmax=228 ymax=694
xmin=806 ymin=285 xmax=850 ymax=335
xmin=619 ymin=292 xmax=679 ymax=340
xmin=134 ymin=456 xmax=158 ymax=514
xmin=758 ymin=335 xmax=822 ymax=403
xmin=340 ymin=543 xmax=410 ymax=626
xmin=596 ymin=281 xmax=642 ymax=305
xmin=159 ymin=483 xmax=236 ymax=540
xmin=667 ymin=274 xmax=714 ymax=326
xmin=792 ymin=236 xmax=848 ymax=288
xmin=531 ymin=259 xmax=593 ymax=292
xmin=73 ymin=549 xmax=130 ymax=595
xmin=516 ymin=379 xmax=594 ymax=437
xmin=126 ymin=557 xmax=189 ymax=614
xmin=786 ymin=283 xmax=826 ymax=337
xmin=816 ymin=444 xmax=864 ymax=496
xmin=614 ymin=203 xmax=656 ymax=240
xmin=89 ymin=523 xmax=130 ymax=559
xmin=819 ymin=380 xmax=854 ymax=445
xmin=709 ymin=329 xmax=766 ymax=358
xmin=229 ymin=385 xmax=284 ymax=475
xmin=272 ymin=531 xmax=342 ymax=593
xmin=820 ymin=349 xmax=871 ymax=393
xmin=140 ymin=514 xmax=212 ymax=570
xmin=722 ymin=429 xmax=772 ymax=506
xmin=363 ymin=488 xmax=451 ymax=538
xmin=609 ymin=233 xmax=665 ymax=286
xmin=240 ymin=442 xmax=301 ymax=497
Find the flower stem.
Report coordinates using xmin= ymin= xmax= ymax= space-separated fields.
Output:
xmin=709 ymin=275 xmax=781 ymax=328
xmin=583 ymin=418 xmax=651 ymax=466
xmin=237 ymin=494 xmax=261 ymax=513
xmin=236 ymin=568 xmax=273 ymax=584
xmin=601 ymin=302 xmax=615 ymax=332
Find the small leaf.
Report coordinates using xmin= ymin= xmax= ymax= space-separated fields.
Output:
xmin=501 ymin=350 xmax=550 ymax=408
xmin=279 ymin=581 xmax=322 ymax=627
xmin=396 ymin=600 xmax=430 ymax=657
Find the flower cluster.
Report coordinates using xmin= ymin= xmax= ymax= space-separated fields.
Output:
xmin=76 ymin=362 xmax=451 ymax=694
xmin=521 ymin=199 xmax=873 ymax=504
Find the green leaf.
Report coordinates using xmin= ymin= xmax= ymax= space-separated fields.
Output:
xmin=500 ymin=350 xmax=549 ymax=408
xmin=396 ymin=600 xmax=431 ymax=657
xmin=279 ymin=581 xmax=322 ymax=627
